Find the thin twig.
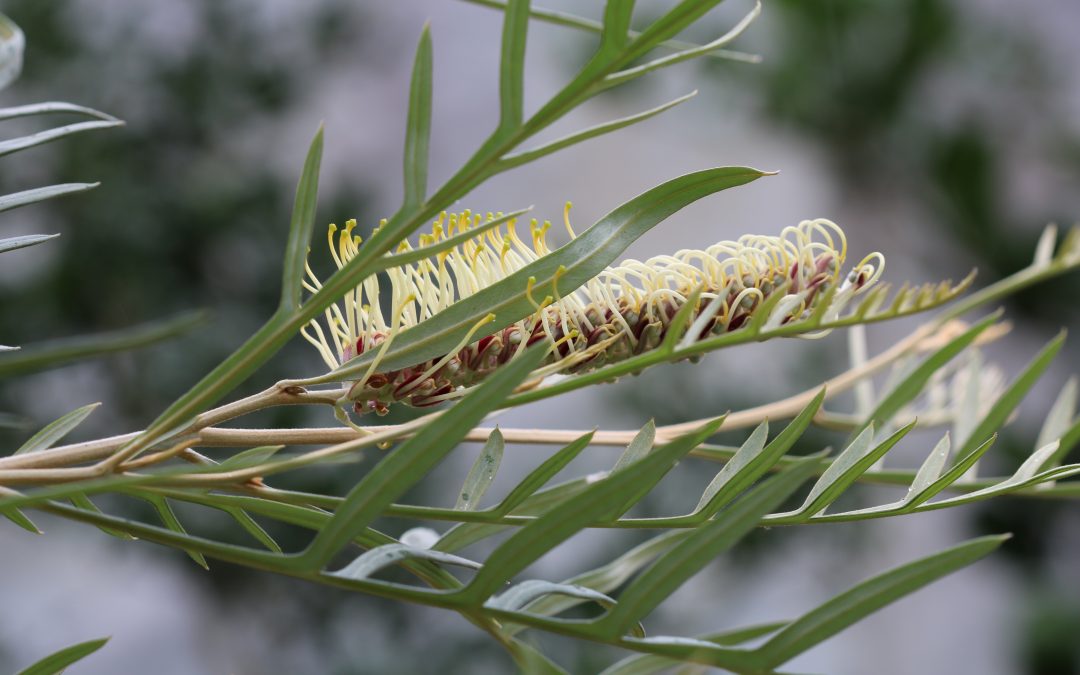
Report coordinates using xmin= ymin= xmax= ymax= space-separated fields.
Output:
xmin=0 ymin=319 xmax=1007 ymax=486
xmin=0 ymin=387 xmax=339 ymax=472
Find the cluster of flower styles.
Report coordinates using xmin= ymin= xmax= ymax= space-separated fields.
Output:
xmin=302 ymin=205 xmax=885 ymax=415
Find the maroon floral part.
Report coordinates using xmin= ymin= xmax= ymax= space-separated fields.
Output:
xmin=303 ymin=207 xmax=884 ymax=415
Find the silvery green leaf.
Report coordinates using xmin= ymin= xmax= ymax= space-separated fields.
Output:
xmin=0 ymin=234 xmax=59 ymax=254
xmin=1035 ymin=376 xmax=1077 ymax=453
xmin=485 ymin=579 xmax=616 ymax=613
xmin=694 ymin=420 xmax=768 ymax=512
xmin=456 ymin=428 xmax=504 ymax=510
xmin=0 ymin=183 xmax=99 ymax=213
xmin=14 ymin=402 xmax=100 ymax=455
xmin=330 ymin=544 xmax=481 ymax=581
xmin=0 ymin=101 xmax=118 ymax=122
xmin=1033 ymin=224 xmax=1058 ymax=267
xmin=0 ymin=119 xmax=123 ymax=158
xmin=614 ymin=420 xmax=656 ymax=471
xmin=219 ymin=445 xmax=284 ymax=469
xmin=905 ymin=433 xmax=952 ymax=502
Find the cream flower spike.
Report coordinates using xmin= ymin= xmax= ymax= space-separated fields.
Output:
xmin=302 ymin=206 xmax=884 ymax=415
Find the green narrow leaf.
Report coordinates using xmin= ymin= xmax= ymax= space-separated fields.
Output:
xmin=486 ymin=579 xmax=617 ymax=613
xmin=134 ymin=489 xmax=450 ymax=586
xmin=401 ymin=24 xmax=432 ymax=210
xmin=69 ymin=493 xmax=135 ymax=540
xmin=923 ymin=440 xmax=1070 ymax=508
xmin=435 ymin=437 xmax=595 ymax=554
xmin=329 ymin=543 xmax=481 ymax=581
xmin=614 ymin=635 xmax=754 ymax=671
xmin=500 ymin=91 xmax=697 ymax=169
xmin=278 ymin=126 xmax=324 ymax=311
xmin=598 ymin=623 xmax=788 ymax=675
xmin=507 ymin=639 xmax=570 ymax=675
xmin=904 ymin=433 xmax=952 ymax=500
xmin=494 ymin=580 xmax=647 ymax=638
xmin=296 ymin=347 xmax=547 ymax=570
xmin=598 ymin=458 xmax=819 ymax=639
xmin=859 ymin=312 xmax=1000 ymax=435
xmin=142 ymin=495 xmax=209 ymax=570
xmin=603 ymin=1 xmax=761 ymax=89
xmin=952 ymin=332 xmax=1065 ymax=469
xmin=383 ymin=207 xmax=532 ymax=268
xmin=0 ymin=119 xmax=124 ymax=158
xmin=436 ymin=475 xmax=594 ymax=554
xmin=219 ymin=445 xmax=284 ymax=469
xmin=771 ymin=422 xmax=913 ymax=522
xmin=0 ymin=182 xmax=99 ymax=213
xmin=15 ymin=637 xmax=109 ymax=675
xmin=694 ymin=421 xmax=767 ymax=511
xmin=14 ymin=402 xmax=100 ymax=455
xmin=462 ymin=0 xmax=757 ymax=63
xmin=613 ymin=420 xmax=656 ymax=471
xmin=1036 ymin=376 xmax=1077 ymax=457
xmin=906 ymin=436 xmax=996 ymax=509
xmin=36 ymin=496 xmax=291 ymax=575
xmin=494 ymin=432 xmax=593 ymax=515
xmin=456 ymin=419 xmax=723 ymax=604
xmin=816 ymin=434 xmax=956 ymax=520
xmin=4 ymin=507 xmax=41 ymax=534
xmin=695 ymin=390 xmax=826 ymax=519
xmin=952 ymin=349 xmax=983 ymax=449
xmin=504 ymin=531 xmax=689 ymax=637
xmin=0 ymin=101 xmax=118 ymax=122
xmin=600 ymin=1 xmax=636 ymax=55
xmin=752 ymin=535 xmax=1009 ymax=669
xmin=0 ymin=234 xmax=59 ymax=254
xmin=497 ymin=0 xmax=529 ymax=133
xmin=0 ymin=311 xmax=206 ymax=379
xmin=937 ymin=228 xmax=1080 ymax=323
xmin=456 ymin=428 xmax=504 ymax=510
xmin=221 ymin=506 xmax=281 ymax=553
xmin=1040 ymin=415 xmax=1080 ymax=474
xmin=620 ymin=0 xmax=728 ymax=64
xmin=312 ymin=166 xmax=769 ymax=383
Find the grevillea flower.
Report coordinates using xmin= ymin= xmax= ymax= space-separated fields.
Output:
xmin=302 ymin=206 xmax=885 ymax=415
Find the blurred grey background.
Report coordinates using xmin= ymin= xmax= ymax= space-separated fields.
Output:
xmin=2 ymin=1 xmax=1080 ymax=673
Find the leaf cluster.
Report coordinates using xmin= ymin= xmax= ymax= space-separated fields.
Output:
xmin=3 ymin=3 xmax=1080 ymax=673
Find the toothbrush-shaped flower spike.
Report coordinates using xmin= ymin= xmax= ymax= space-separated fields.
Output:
xmin=302 ymin=205 xmax=884 ymax=415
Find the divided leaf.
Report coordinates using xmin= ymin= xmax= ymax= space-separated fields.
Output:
xmin=770 ymin=423 xmax=913 ymax=522
xmin=296 ymin=346 xmax=546 ymax=570
xmin=456 ymin=419 xmax=724 ymax=603
xmin=598 ymin=458 xmax=820 ymax=639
